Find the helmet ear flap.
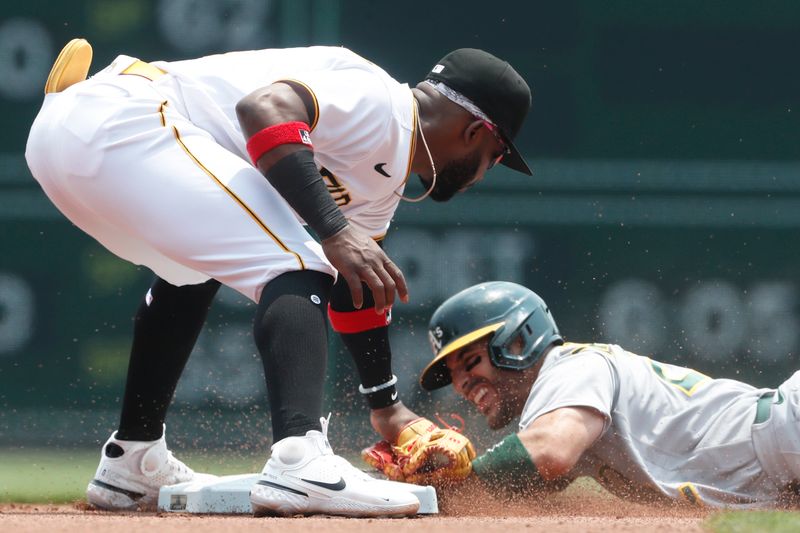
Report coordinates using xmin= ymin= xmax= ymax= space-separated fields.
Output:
xmin=489 ymin=303 xmax=562 ymax=370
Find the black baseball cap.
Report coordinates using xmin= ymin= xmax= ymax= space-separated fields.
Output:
xmin=426 ymin=48 xmax=533 ymax=176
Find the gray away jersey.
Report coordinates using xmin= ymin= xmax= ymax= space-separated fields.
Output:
xmin=519 ymin=342 xmax=783 ymax=508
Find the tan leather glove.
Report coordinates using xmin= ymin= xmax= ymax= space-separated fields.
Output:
xmin=362 ymin=418 xmax=476 ymax=484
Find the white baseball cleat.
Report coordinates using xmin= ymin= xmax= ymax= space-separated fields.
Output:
xmin=86 ymin=426 xmax=213 ymax=511
xmin=250 ymin=416 xmax=420 ymax=517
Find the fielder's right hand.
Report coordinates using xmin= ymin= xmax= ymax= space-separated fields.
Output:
xmin=321 ymin=225 xmax=408 ymax=312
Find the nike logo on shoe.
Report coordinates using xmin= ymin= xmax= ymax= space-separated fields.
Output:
xmin=90 ymin=479 xmax=146 ymax=500
xmin=374 ymin=163 xmax=391 ymax=177
xmin=256 ymin=479 xmax=308 ymax=496
xmin=300 ymin=477 xmax=346 ymax=491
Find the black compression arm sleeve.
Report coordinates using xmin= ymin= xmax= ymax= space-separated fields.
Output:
xmin=265 ymin=150 xmax=348 ymax=240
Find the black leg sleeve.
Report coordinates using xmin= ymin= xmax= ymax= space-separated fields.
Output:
xmin=117 ymin=277 xmax=220 ymax=441
xmin=254 ymin=270 xmax=334 ymax=442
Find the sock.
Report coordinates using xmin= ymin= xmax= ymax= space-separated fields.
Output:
xmin=254 ymin=270 xmax=333 ymax=442
xmin=116 ymin=277 xmax=220 ymax=441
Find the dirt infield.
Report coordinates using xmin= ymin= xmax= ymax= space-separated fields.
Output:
xmin=0 ymin=487 xmax=710 ymax=532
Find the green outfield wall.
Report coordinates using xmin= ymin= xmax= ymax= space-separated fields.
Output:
xmin=1 ymin=0 xmax=799 ymax=449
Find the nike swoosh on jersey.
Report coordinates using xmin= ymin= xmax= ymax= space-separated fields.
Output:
xmin=300 ymin=477 xmax=347 ymax=491
xmin=391 ymin=391 xmax=398 ymax=401
xmin=374 ymin=163 xmax=391 ymax=177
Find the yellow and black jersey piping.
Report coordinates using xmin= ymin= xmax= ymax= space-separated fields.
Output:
xmin=274 ymin=79 xmax=320 ymax=131
xmin=394 ymin=93 xmax=419 ymax=192
xmin=158 ymin=101 xmax=306 ymax=270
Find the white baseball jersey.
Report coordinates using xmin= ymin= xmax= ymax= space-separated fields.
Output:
xmin=520 ymin=342 xmax=800 ymax=508
xmin=26 ymin=46 xmax=417 ymax=302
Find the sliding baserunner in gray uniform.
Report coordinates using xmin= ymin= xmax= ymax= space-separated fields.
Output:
xmin=413 ymin=281 xmax=800 ymax=508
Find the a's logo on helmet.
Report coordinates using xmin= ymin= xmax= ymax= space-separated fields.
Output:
xmin=429 ymin=326 xmax=444 ymax=353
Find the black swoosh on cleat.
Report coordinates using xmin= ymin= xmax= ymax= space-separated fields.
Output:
xmin=256 ymin=479 xmax=308 ymax=496
xmin=374 ymin=163 xmax=391 ymax=177
xmin=90 ymin=479 xmax=146 ymax=500
xmin=300 ymin=477 xmax=346 ymax=491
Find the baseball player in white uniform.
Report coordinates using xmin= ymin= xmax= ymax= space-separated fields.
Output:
xmin=25 ymin=40 xmax=532 ymax=516
xmin=376 ymin=281 xmax=800 ymax=508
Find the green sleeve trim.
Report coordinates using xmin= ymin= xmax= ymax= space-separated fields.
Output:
xmin=471 ymin=433 xmax=543 ymax=494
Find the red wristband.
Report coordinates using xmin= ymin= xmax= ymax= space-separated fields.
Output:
xmin=328 ymin=305 xmax=392 ymax=333
xmin=246 ymin=121 xmax=313 ymax=165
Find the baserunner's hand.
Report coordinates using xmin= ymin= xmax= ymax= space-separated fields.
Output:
xmin=321 ymin=226 xmax=408 ymax=312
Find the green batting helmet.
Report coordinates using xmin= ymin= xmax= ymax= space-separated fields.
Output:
xmin=420 ymin=281 xmax=562 ymax=391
